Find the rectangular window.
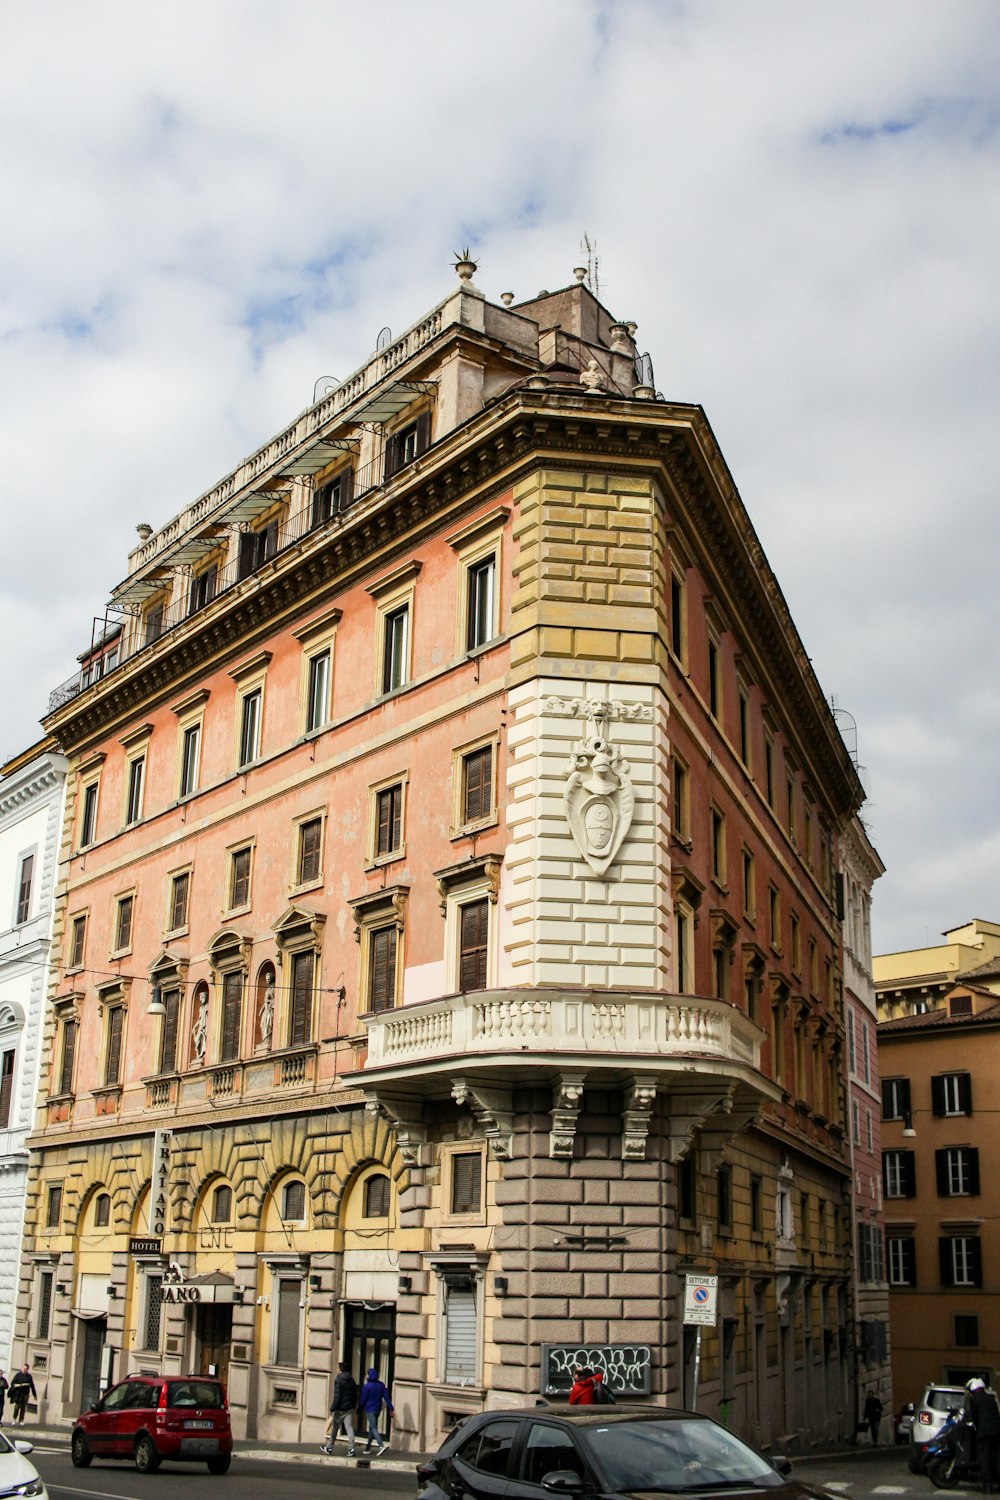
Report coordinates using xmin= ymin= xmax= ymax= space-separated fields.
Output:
xmin=710 ymin=808 xmax=726 ymax=884
xmin=288 ymin=950 xmax=314 ymax=1047
xmin=375 ymin=784 xmax=403 ymax=859
xmin=461 ymin=744 xmax=494 ymax=826
xmin=800 ymin=1192 xmax=810 ymax=1248
xmin=750 ymin=1175 xmax=762 ymax=1234
xmin=58 ymin=1019 xmax=77 ymax=1096
xmin=738 ymin=690 xmax=751 ymax=768
xmin=169 ymin=872 xmax=190 ymax=932
xmin=180 ymin=723 xmax=201 ymax=797
xmin=144 ymin=1274 xmax=164 ymax=1350
xmin=861 ymin=1021 xmax=871 ymax=1084
xmin=220 ymin=972 xmax=243 ymax=1062
xmin=866 ymin=1108 xmax=873 ymax=1152
xmin=144 ymin=599 xmax=164 ymax=645
xmin=883 ymin=1149 xmax=916 ymax=1198
xmin=669 ymin=571 xmax=686 ymax=660
xmin=47 ymin=1184 xmax=62 ymax=1227
xmin=15 ymin=853 xmax=34 ymax=924
xmin=851 ymin=1098 xmax=861 ymax=1146
xmin=459 ymin=899 xmax=489 ymax=993
xmin=0 ymin=1050 xmax=14 ymax=1128
xmin=188 ymin=564 xmax=217 ymax=615
xmin=69 ymin=913 xmax=87 ymax=969
xmin=941 ymin=1236 xmax=982 ymax=1288
xmin=105 ymin=1006 xmax=124 ymax=1085
xmin=369 ymin=926 xmax=398 ymax=1013
xmin=932 ymin=1073 xmax=972 ymax=1117
xmin=238 ymin=688 xmax=262 ymax=767
xmin=675 ymin=905 xmax=693 ymax=994
xmin=768 ymin=886 xmax=780 ymax=950
xmin=80 ymin=781 xmax=99 ymax=846
xmin=382 ymin=605 xmax=409 ymax=693
xmin=37 ymin=1270 xmax=54 ymax=1340
xmin=230 ymin=847 xmax=252 ymax=910
xmin=679 ymin=1154 xmax=697 ymax=1222
xmin=808 ymin=938 xmax=818 ymax=995
xmin=306 ymin=650 xmax=331 ymax=733
xmin=383 ymin=412 xmax=430 ymax=480
xmin=238 ymin=519 xmax=279 ymax=579
xmin=274 ymin=1277 xmax=302 ymax=1366
xmin=764 ymin=738 xmax=775 ymax=808
xmin=114 ymin=894 xmax=134 ymax=953
xmin=790 ymin=912 xmax=801 ymax=973
xmin=708 ymin=638 xmax=720 ymax=720
xmin=297 ymin=817 xmax=322 ymax=885
xmin=847 ymin=1008 xmax=856 ymax=1073
xmin=451 ymin=1152 xmax=483 ymax=1215
xmin=311 ymin=469 xmax=352 ymax=527
xmin=125 ymin=756 xmax=145 ymax=824
xmin=955 ymin=1315 xmax=980 ymax=1348
xmin=887 ymin=1236 xmax=916 ymax=1287
xmin=671 ymin=757 xmax=689 ymax=842
xmin=158 ymin=989 xmax=180 ymax=1075
xmin=741 ymin=850 xmax=754 ymax=917
xmin=786 ymin=778 xmax=797 ymax=840
xmin=936 ymin=1146 xmax=980 ymax=1197
xmin=466 ymin=555 xmax=496 ymax=651
xmin=717 ymin=1167 xmax=732 ymax=1232
xmin=443 ymin=1279 xmax=478 ymax=1385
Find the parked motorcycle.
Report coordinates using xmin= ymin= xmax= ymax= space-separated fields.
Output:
xmin=926 ymin=1405 xmax=978 ymax=1489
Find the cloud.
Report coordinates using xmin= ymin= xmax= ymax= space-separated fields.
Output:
xmin=1 ymin=0 xmax=998 ymax=952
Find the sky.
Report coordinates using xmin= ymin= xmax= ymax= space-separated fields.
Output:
xmin=1 ymin=0 xmax=997 ymax=955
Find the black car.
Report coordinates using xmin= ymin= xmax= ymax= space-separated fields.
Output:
xmin=416 ymin=1407 xmax=825 ymax=1500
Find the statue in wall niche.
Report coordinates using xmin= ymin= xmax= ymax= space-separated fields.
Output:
xmin=259 ymin=977 xmax=275 ymax=1050
xmin=563 ymin=705 xmax=635 ymax=878
xmin=191 ymin=994 xmax=208 ymax=1064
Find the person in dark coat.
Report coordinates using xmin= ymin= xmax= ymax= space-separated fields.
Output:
xmin=0 ymin=1371 xmax=8 ymax=1424
xmin=592 ymin=1370 xmax=616 ymax=1405
xmin=863 ymin=1390 xmax=883 ymax=1445
xmin=9 ymin=1367 xmax=36 ymax=1424
xmin=965 ymin=1379 xmax=1000 ymax=1491
xmin=322 ymin=1362 xmax=359 ymax=1456
xmin=358 ymin=1367 xmax=394 ymax=1453
xmin=569 ymin=1368 xmax=596 ymax=1405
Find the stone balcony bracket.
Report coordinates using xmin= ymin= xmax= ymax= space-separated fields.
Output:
xmin=549 ymin=1072 xmax=586 ymax=1159
xmin=451 ymin=1079 xmax=514 ymax=1160
xmin=364 ymin=1093 xmax=428 ymax=1168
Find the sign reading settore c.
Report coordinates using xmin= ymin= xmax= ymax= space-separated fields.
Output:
xmin=683 ymin=1273 xmax=719 ymax=1326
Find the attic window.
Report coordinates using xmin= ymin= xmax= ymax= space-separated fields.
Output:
xmin=949 ymin=994 xmax=973 ymax=1017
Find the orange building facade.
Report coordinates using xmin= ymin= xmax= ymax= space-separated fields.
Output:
xmin=18 ymin=265 xmax=864 ymax=1452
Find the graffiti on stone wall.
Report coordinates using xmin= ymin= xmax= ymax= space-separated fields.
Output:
xmin=541 ymin=1342 xmax=652 ymax=1396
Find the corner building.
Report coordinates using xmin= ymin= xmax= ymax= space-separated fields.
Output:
xmin=20 ymin=265 xmax=864 ymax=1451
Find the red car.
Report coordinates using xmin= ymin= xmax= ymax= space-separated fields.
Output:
xmin=71 ymin=1373 xmax=232 ymax=1474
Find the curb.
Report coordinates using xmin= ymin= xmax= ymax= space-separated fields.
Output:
xmin=18 ymin=1425 xmax=418 ymax=1472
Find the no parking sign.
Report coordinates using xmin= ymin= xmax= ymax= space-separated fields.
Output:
xmin=683 ymin=1273 xmax=718 ymax=1326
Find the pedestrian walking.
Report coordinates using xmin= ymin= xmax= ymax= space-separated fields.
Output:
xmin=9 ymin=1367 xmax=35 ymax=1425
xmin=592 ymin=1370 xmax=616 ymax=1405
xmin=569 ymin=1367 xmax=596 ymax=1405
xmin=863 ymin=1389 xmax=883 ymax=1446
xmin=0 ymin=1370 xmax=8 ymax=1424
xmin=322 ymin=1362 xmax=359 ymax=1457
xmin=359 ymin=1366 xmax=394 ymax=1454
xmin=965 ymin=1378 xmax=1000 ymax=1492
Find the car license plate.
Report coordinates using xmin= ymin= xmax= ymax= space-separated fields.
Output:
xmin=185 ymin=1419 xmax=214 ymax=1429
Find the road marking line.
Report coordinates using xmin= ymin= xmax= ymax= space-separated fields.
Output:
xmin=873 ymin=1487 xmax=910 ymax=1493
xmin=48 ymin=1485 xmax=152 ymax=1500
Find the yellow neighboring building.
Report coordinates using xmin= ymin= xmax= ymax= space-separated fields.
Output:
xmin=875 ymin=919 xmax=1000 ymax=1020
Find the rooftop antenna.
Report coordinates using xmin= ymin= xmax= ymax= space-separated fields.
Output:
xmin=581 ymin=233 xmax=600 ymax=300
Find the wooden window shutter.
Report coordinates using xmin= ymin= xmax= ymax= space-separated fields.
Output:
xmin=171 ymin=874 xmax=189 ymax=931
xmin=369 ymin=926 xmax=397 ymax=1012
xmin=958 ymin=1072 xmax=973 ymax=1114
xmin=463 ymin=746 xmax=492 ymax=824
xmin=902 ymin=1151 xmax=916 ymax=1197
xmin=969 ymin=1236 xmax=983 ymax=1286
xmin=339 ymin=465 xmax=354 ymax=511
xmin=159 ymin=990 xmax=180 ymax=1075
xmin=299 ymin=819 xmax=321 ymax=883
xmin=451 ymin=1152 xmax=483 ymax=1215
xmin=881 ymin=1079 xmax=893 ymax=1117
xmin=935 ymin=1150 xmax=950 ymax=1196
xmin=415 ymin=410 xmax=431 ymax=457
xmin=939 ymin=1236 xmax=952 ymax=1286
xmin=59 ymin=1021 xmax=77 ymax=1095
xmin=968 ymin=1147 xmax=980 ymax=1195
xmin=0 ymin=1051 xmax=14 ymax=1128
xmin=931 ymin=1075 xmax=946 ymax=1116
xmin=289 ymin=951 xmax=314 ymax=1047
xmin=383 ymin=431 xmax=400 ymax=482
xmin=105 ymin=1007 xmax=124 ymax=1085
xmin=459 ymin=900 xmax=489 ymax=993
xmin=221 ymin=972 xmax=243 ymax=1062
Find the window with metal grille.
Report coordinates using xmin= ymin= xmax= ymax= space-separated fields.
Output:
xmin=37 ymin=1271 xmax=54 ymax=1340
xmin=369 ymin=926 xmax=397 ymax=1013
xmin=115 ymin=895 xmax=134 ymax=952
xmin=212 ymin=1185 xmax=232 ymax=1223
xmin=47 ymin=1184 xmax=62 ymax=1228
xmin=458 ymin=901 xmax=488 ymax=993
xmin=364 ymin=1174 xmax=390 ymax=1218
xmin=0 ymin=1050 xmax=14 ymax=1128
xmin=450 ymin=1152 xmax=482 ymax=1215
xmin=230 ymin=847 xmax=252 ymax=909
xmin=288 ymin=951 xmax=314 ymax=1047
xmin=461 ymin=745 xmax=492 ymax=825
xmin=220 ymin=972 xmax=243 ymax=1062
xmin=274 ymin=1277 xmax=302 ymax=1366
xmin=281 ymin=1180 xmax=305 ymax=1221
xmin=15 ymin=853 xmax=34 ymax=924
xmin=159 ymin=989 xmax=181 ymax=1075
xmin=297 ymin=819 xmax=322 ymax=885
xmin=169 ymin=872 xmax=190 ymax=932
xmin=375 ymin=784 xmax=402 ymax=858
xmin=239 ymin=689 xmax=262 ymax=767
xmin=382 ymin=606 xmax=409 ymax=693
xmin=144 ymin=1275 xmax=163 ymax=1349
xmin=80 ymin=781 xmax=98 ymax=846
xmin=69 ymin=914 xmax=87 ymax=969
xmin=443 ymin=1277 xmax=477 ymax=1385
xmin=466 ymin=556 xmax=496 ymax=651
xmin=58 ymin=1019 xmax=77 ymax=1095
xmin=180 ymin=724 xmax=200 ymax=797
xmin=105 ymin=1007 xmax=124 ymax=1086
xmin=125 ymin=756 xmax=145 ymax=824
xmin=95 ymin=1193 xmax=111 ymax=1227
xmin=306 ymin=650 xmax=331 ymax=732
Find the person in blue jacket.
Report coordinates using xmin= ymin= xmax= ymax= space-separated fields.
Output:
xmin=359 ymin=1366 xmax=394 ymax=1453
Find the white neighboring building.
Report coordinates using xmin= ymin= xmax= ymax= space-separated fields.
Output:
xmin=0 ymin=741 xmax=67 ymax=1371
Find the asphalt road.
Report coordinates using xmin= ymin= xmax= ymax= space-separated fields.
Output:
xmin=28 ymin=1440 xmax=418 ymax=1500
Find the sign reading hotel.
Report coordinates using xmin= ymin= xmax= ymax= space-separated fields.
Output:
xmin=683 ymin=1273 xmax=718 ymax=1327
xmin=149 ymin=1128 xmax=172 ymax=1237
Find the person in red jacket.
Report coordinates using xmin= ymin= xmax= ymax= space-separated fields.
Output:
xmin=569 ymin=1367 xmax=595 ymax=1405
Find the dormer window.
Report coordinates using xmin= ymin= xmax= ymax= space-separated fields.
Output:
xmin=384 ymin=412 xmax=431 ymax=480
xmin=311 ymin=468 xmax=353 ymax=527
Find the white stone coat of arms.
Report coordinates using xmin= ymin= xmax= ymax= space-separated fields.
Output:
xmin=563 ymin=702 xmax=635 ymax=878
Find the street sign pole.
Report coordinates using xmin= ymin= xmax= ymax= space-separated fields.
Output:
xmin=682 ymin=1273 xmax=718 ymax=1414
xmin=692 ymin=1325 xmax=702 ymax=1411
